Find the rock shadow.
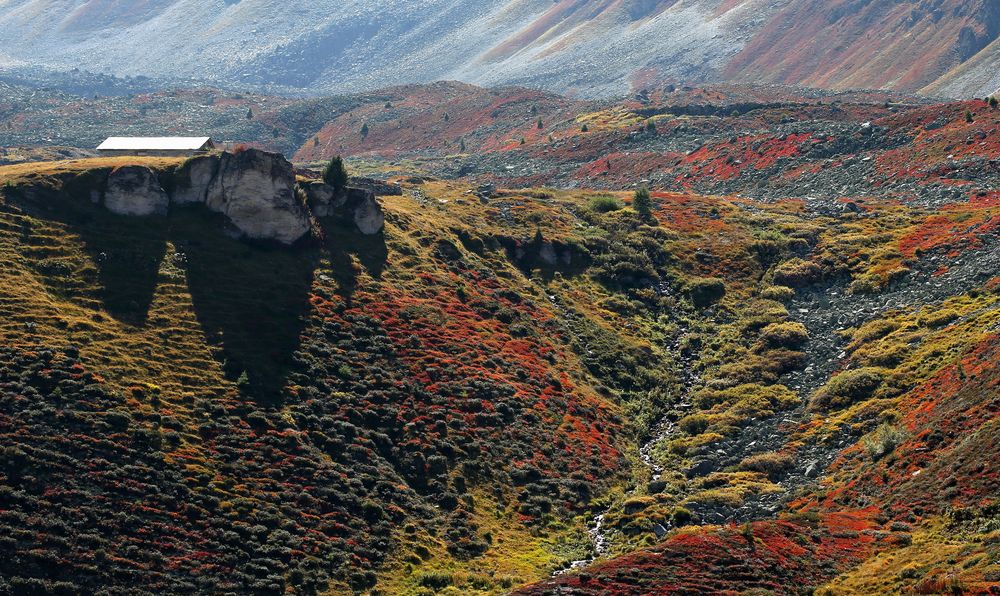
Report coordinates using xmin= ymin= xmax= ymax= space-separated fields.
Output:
xmin=318 ymin=218 xmax=388 ymax=308
xmin=170 ymin=208 xmax=317 ymax=404
xmin=11 ymin=176 xmax=168 ymax=326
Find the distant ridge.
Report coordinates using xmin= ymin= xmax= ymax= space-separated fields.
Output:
xmin=0 ymin=0 xmax=997 ymax=98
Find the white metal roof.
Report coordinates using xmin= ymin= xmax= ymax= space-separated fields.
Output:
xmin=97 ymin=137 xmax=213 ymax=151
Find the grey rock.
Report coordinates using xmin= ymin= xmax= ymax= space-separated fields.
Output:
xmin=172 ymin=154 xmax=219 ymax=204
xmin=104 ymin=166 xmax=168 ymax=217
xmin=206 ymin=149 xmax=310 ymax=245
xmin=304 ymin=182 xmax=384 ymax=235
xmin=349 ymin=176 xmax=403 ymax=196
xmin=347 ymin=188 xmax=385 ymax=235
xmin=302 ymin=181 xmax=346 ymax=217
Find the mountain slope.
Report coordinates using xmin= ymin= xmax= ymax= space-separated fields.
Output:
xmin=1 ymin=0 xmax=997 ymax=98
xmin=724 ymin=0 xmax=1000 ymax=94
xmin=3 ymin=149 xmax=1000 ymax=594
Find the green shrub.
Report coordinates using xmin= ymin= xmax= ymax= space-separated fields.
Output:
xmin=737 ymin=451 xmax=794 ymax=480
xmin=588 ymin=195 xmax=623 ymax=213
xmin=810 ymin=367 xmax=886 ymax=411
xmin=758 ymin=322 xmax=809 ymax=349
xmin=671 ymin=506 xmax=693 ymax=526
xmin=851 ymin=319 xmax=900 ymax=345
xmin=417 ymin=571 xmax=453 ymax=590
xmin=921 ymin=308 xmax=959 ymax=328
xmin=633 ymin=187 xmax=653 ymax=220
xmin=679 ymin=413 xmax=710 ymax=436
xmin=760 ymin=285 xmax=795 ymax=302
xmin=688 ymin=277 xmax=726 ymax=307
xmin=773 ymin=258 xmax=822 ymax=288
xmin=863 ymin=423 xmax=908 ymax=459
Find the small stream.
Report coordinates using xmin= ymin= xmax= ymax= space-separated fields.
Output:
xmin=553 ymin=316 xmax=695 ymax=574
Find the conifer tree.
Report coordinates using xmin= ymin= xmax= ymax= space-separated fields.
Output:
xmin=322 ymin=156 xmax=349 ymax=192
xmin=633 ymin=186 xmax=653 ymax=221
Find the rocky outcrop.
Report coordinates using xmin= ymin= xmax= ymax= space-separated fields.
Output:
xmin=104 ymin=166 xmax=169 ymax=217
xmin=348 ymin=176 xmax=402 ymax=196
xmin=86 ymin=148 xmax=382 ymax=245
xmin=171 ymin=155 xmax=218 ymax=204
xmin=302 ymin=182 xmax=385 ymax=235
xmin=349 ymin=189 xmax=385 ymax=235
xmin=301 ymin=181 xmax=341 ymax=217
xmin=204 ymin=150 xmax=310 ymax=245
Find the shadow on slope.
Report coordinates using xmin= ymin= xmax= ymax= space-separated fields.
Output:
xmin=9 ymin=177 xmax=168 ymax=326
xmin=170 ymin=207 xmax=318 ymax=405
xmin=5 ymin=182 xmax=390 ymax=406
xmin=318 ymin=218 xmax=388 ymax=308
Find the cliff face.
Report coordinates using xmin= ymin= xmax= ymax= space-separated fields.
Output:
xmin=47 ymin=148 xmax=384 ymax=245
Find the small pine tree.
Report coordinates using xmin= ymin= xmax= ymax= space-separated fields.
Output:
xmin=246 ymin=106 xmax=254 ymax=120
xmin=965 ymin=110 xmax=974 ymax=123
xmin=537 ymin=118 xmax=543 ymax=129
xmin=361 ymin=122 xmax=370 ymax=139
xmin=459 ymin=139 xmax=466 ymax=152
xmin=443 ymin=112 xmax=450 ymax=122
xmin=646 ymin=120 xmax=656 ymax=133
xmin=581 ymin=123 xmax=589 ymax=132
xmin=322 ymin=156 xmax=349 ymax=191
xmin=990 ymin=96 xmax=998 ymax=110
xmin=313 ymin=136 xmax=319 ymax=147
xmin=633 ymin=186 xmax=653 ymax=221
xmin=519 ymin=137 xmax=525 ymax=145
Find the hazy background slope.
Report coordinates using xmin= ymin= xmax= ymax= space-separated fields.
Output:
xmin=0 ymin=0 xmax=997 ymax=98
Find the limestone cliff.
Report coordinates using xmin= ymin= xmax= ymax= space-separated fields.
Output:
xmin=88 ymin=148 xmax=384 ymax=245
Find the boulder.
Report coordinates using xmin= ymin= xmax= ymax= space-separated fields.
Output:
xmin=104 ymin=166 xmax=169 ymax=217
xmin=302 ymin=181 xmax=345 ymax=217
xmin=347 ymin=188 xmax=385 ymax=235
xmin=206 ymin=149 xmax=310 ymax=245
xmin=302 ymin=182 xmax=384 ymax=235
xmin=171 ymin=155 xmax=219 ymax=204
xmin=348 ymin=176 xmax=403 ymax=196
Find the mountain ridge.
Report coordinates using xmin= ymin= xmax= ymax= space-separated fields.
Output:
xmin=1 ymin=0 xmax=998 ymax=98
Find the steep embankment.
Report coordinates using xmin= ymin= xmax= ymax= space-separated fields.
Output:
xmin=2 ymin=148 xmax=999 ymax=593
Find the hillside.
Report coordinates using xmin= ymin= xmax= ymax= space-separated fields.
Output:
xmin=1 ymin=0 xmax=999 ymax=98
xmin=2 ymin=102 xmax=1000 ymax=596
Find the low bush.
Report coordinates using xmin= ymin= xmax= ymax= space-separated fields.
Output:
xmin=921 ymin=308 xmax=959 ymax=328
xmin=588 ymin=195 xmax=623 ymax=213
xmin=810 ymin=367 xmax=886 ymax=411
xmin=758 ymin=322 xmax=809 ymax=349
xmin=863 ymin=423 xmax=908 ymax=460
xmin=688 ymin=277 xmax=726 ymax=307
xmin=772 ymin=258 xmax=822 ymax=288
xmin=737 ymin=451 xmax=794 ymax=480
xmin=760 ymin=285 xmax=795 ymax=301
xmin=679 ymin=413 xmax=711 ymax=436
